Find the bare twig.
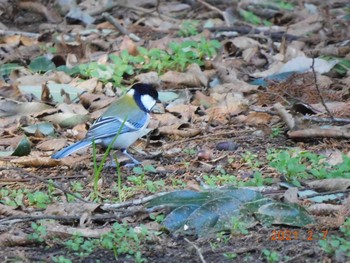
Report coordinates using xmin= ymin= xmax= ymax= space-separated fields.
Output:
xmin=102 ymin=12 xmax=141 ymax=42
xmin=302 ymin=115 xmax=350 ymax=124
xmin=311 ymin=58 xmax=333 ymax=119
xmin=273 ymin=103 xmax=295 ymax=130
xmin=184 ymin=238 xmax=206 ymax=263
xmin=101 ymin=191 xmax=169 ymax=211
xmin=0 ymin=209 xmax=144 ymax=225
xmin=284 ymin=249 xmax=316 ymax=262
xmin=288 ymin=127 xmax=350 ymax=139
xmin=0 ymin=30 xmax=40 ymax=38
xmin=91 ymin=2 xmax=155 ymax=17
xmin=196 ymin=0 xmax=224 ymax=16
xmin=196 ymin=0 xmax=233 ymax=27
xmin=300 ymin=189 xmax=350 ymax=200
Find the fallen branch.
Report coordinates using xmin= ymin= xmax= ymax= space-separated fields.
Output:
xmin=101 ymin=191 xmax=169 ymax=211
xmin=302 ymin=115 xmax=350 ymax=124
xmin=185 ymin=238 xmax=206 ymax=263
xmin=311 ymin=58 xmax=333 ymax=119
xmin=0 ymin=209 xmax=144 ymax=226
xmin=273 ymin=103 xmax=295 ymax=130
xmin=0 ymin=30 xmax=40 ymax=38
xmin=102 ymin=12 xmax=141 ymax=42
xmin=288 ymin=127 xmax=350 ymax=139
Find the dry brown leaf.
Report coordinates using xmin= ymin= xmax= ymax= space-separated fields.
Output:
xmin=120 ymin=35 xmax=138 ymax=56
xmin=320 ymin=149 xmax=344 ymax=166
xmin=135 ymin=72 xmax=160 ymax=85
xmin=153 ymin=112 xmax=180 ymax=126
xmin=192 ymin=91 xmax=216 ymax=108
xmin=15 ymin=74 xmax=51 ymax=86
xmin=159 ymin=123 xmax=200 ymax=138
xmin=311 ymin=101 xmax=350 ymax=117
xmin=160 ymin=65 xmax=206 ymax=87
xmin=245 ymin=112 xmax=272 ymax=125
xmin=19 ymin=1 xmax=62 ymax=23
xmin=0 ymin=84 xmax=25 ymax=101
xmin=72 ymin=123 xmax=88 ymax=140
xmin=0 ymin=136 xmax=23 ymax=147
xmin=307 ymin=203 xmax=341 ymax=216
xmin=211 ymin=82 xmax=257 ymax=94
xmin=232 ymin=36 xmax=261 ymax=49
xmin=96 ymin=21 xmax=116 ymax=29
xmin=66 ymin=53 xmax=79 ymax=68
xmin=187 ymin=63 xmax=208 ymax=87
xmin=43 ymin=221 xmax=111 ymax=239
xmin=0 ymin=100 xmax=53 ymax=117
xmin=166 ymin=104 xmax=198 ymax=122
xmin=287 ymin=14 xmax=323 ymax=36
xmin=0 ymin=230 xmax=29 ymax=247
xmin=41 ymin=82 xmax=53 ymax=103
xmin=20 ymin=36 xmax=37 ymax=46
xmin=205 ymin=93 xmax=247 ymax=124
xmin=213 ymin=61 xmax=238 ymax=84
xmin=73 ymin=78 xmax=99 ymax=93
xmin=45 ymin=203 xmax=100 ymax=216
xmin=2 ymin=35 xmax=20 ymax=47
xmin=0 ymin=203 xmax=27 ymax=216
xmin=36 ymin=139 xmax=67 ymax=151
xmin=251 ymin=62 xmax=284 ymax=78
xmin=57 ymin=103 xmax=89 ymax=115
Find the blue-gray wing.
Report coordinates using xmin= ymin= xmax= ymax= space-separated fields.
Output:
xmin=86 ymin=113 xmax=148 ymax=140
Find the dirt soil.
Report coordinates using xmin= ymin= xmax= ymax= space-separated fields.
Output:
xmin=1 ymin=0 xmax=350 ymax=263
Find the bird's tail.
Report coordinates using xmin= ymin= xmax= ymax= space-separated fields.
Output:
xmin=51 ymin=140 xmax=92 ymax=159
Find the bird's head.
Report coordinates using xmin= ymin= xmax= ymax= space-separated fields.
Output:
xmin=127 ymin=83 xmax=159 ymax=112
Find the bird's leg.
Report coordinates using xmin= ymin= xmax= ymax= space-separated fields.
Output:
xmin=122 ymin=148 xmax=140 ymax=166
xmin=104 ymin=152 xmax=119 ymax=168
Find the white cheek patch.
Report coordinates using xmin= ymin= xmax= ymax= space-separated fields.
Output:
xmin=141 ymin=94 xmax=156 ymax=111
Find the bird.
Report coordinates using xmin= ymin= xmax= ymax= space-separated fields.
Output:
xmin=51 ymin=83 xmax=159 ymax=165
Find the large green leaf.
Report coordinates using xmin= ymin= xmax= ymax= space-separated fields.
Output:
xmin=29 ymin=56 xmax=56 ymax=73
xmin=22 ymin=123 xmax=55 ymax=136
xmin=0 ymin=135 xmax=31 ymax=157
xmin=19 ymin=83 xmax=83 ymax=103
xmin=147 ymin=188 xmax=314 ymax=236
xmin=163 ymin=205 xmax=200 ymax=231
xmin=255 ymin=202 xmax=315 ymax=227
xmin=0 ymin=63 xmax=24 ymax=77
xmin=180 ymin=197 xmax=242 ymax=236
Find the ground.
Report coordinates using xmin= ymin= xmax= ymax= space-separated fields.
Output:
xmin=0 ymin=0 xmax=350 ymax=262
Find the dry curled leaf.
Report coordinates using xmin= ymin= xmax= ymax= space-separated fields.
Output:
xmin=158 ymin=123 xmax=200 ymax=138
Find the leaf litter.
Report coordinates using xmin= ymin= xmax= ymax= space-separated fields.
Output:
xmin=0 ymin=0 xmax=350 ymax=262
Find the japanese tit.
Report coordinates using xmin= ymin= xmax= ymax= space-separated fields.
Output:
xmin=51 ymin=83 xmax=159 ymax=164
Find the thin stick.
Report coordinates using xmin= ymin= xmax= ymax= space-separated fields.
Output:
xmin=196 ymin=0 xmax=223 ymax=16
xmin=102 ymin=12 xmax=141 ymax=42
xmin=299 ymin=189 xmax=350 ymax=200
xmin=273 ymin=103 xmax=295 ymax=130
xmin=0 ymin=29 xmax=40 ymax=38
xmin=0 ymin=209 xmax=144 ymax=225
xmin=101 ymin=191 xmax=169 ymax=211
xmin=184 ymin=238 xmax=206 ymax=263
xmin=311 ymin=58 xmax=333 ymax=119
xmin=302 ymin=115 xmax=350 ymax=124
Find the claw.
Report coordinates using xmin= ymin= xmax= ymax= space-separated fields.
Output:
xmin=122 ymin=149 xmax=141 ymax=165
